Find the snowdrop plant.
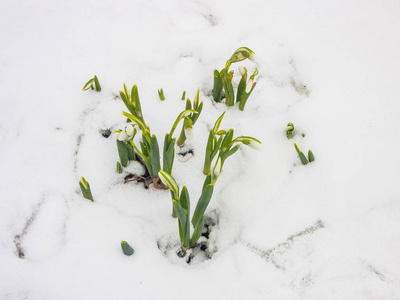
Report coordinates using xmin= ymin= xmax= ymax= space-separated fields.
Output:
xmin=294 ymin=143 xmax=315 ymax=165
xmin=213 ymin=47 xmax=259 ymax=110
xmin=237 ymin=66 xmax=259 ymax=111
xmin=114 ymin=124 xmax=137 ymax=167
xmin=119 ymin=84 xmax=146 ymax=126
xmin=79 ymin=177 xmax=93 ymax=201
xmin=82 ymin=75 xmax=101 ymax=92
xmin=176 ymin=89 xmax=203 ymax=147
xmin=122 ymin=108 xmax=197 ymax=187
xmin=159 ymin=170 xmax=213 ymax=252
xmin=203 ymin=112 xmax=262 ymax=174
xmin=286 ymin=123 xmax=294 ymax=139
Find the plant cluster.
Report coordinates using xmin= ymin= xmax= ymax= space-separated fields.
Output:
xmin=78 ymin=47 xmax=315 ymax=258
xmin=159 ymin=112 xmax=262 ymax=252
xmin=213 ymin=47 xmax=259 ymax=110
xmin=117 ymin=85 xmax=201 ymax=188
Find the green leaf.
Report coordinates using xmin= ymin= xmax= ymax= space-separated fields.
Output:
xmin=308 ymin=150 xmax=315 ymax=162
xmin=222 ymin=70 xmax=235 ymax=106
xmin=158 ymin=170 xmax=179 ymax=199
xmin=150 ymin=135 xmax=161 ymax=178
xmin=294 ymin=142 xmax=301 ymax=154
xmin=82 ymin=78 xmax=94 ymax=91
xmin=212 ymin=111 xmax=226 ymax=133
xmin=179 ymin=186 xmax=190 ymax=210
xmin=202 ymin=174 xmax=212 ymax=191
xmin=190 ymin=215 xmax=204 ymax=248
xmin=191 ymin=184 xmax=214 ymax=227
xmin=158 ymin=88 xmax=165 ymax=101
xmin=221 ymin=144 xmax=240 ymax=163
xmin=94 ymin=75 xmax=101 ymax=92
xmin=220 ymin=129 xmax=234 ymax=153
xmin=116 ymin=162 xmax=123 ymax=173
xmin=79 ymin=177 xmax=94 ymax=202
xmin=122 ymin=111 xmax=147 ymax=133
xmin=185 ymin=98 xmax=192 ymax=110
xmin=162 ymin=134 xmax=175 ymax=174
xmin=125 ymin=140 xmax=135 ymax=160
xmin=169 ymin=109 xmax=198 ymax=137
xmin=286 ymin=123 xmax=294 ymax=139
xmin=121 ymin=241 xmax=134 ymax=256
xmin=181 ymin=91 xmax=186 ymax=100
xmin=212 ymin=69 xmax=223 ymax=103
xmin=117 ymin=140 xmax=129 ymax=167
xmin=299 ymin=152 xmax=309 ymax=165
xmin=192 ymin=101 xmax=203 ymax=125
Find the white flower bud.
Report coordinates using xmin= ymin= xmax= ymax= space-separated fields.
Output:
xmin=238 ymin=66 xmax=246 ymax=76
xmin=184 ymin=127 xmax=193 ymax=140
xmin=247 ymin=139 xmax=263 ymax=151
xmin=249 ymin=54 xmax=260 ymax=67
xmin=246 ymin=79 xmax=254 ymax=93
xmin=213 ymin=157 xmax=222 ymax=177
xmin=125 ymin=124 xmax=134 ymax=137
xmin=117 ymin=131 xmax=128 ymax=141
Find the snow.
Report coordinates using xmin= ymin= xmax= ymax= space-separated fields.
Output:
xmin=1 ymin=0 xmax=400 ymax=299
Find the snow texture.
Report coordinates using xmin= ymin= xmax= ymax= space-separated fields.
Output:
xmin=1 ymin=0 xmax=400 ymax=299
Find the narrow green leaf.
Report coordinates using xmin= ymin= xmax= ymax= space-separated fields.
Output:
xmin=82 ymin=78 xmax=94 ymax=91
xmin=202 ymin=174 xmax=212 ymax=191
xmin=192 ymin=101 xmax=203 ymax=125
xmin=221 ymin=144 xmax=240 ymax=163
xmin=163 ymin=134 xmax=175 ymax=174
xmin=150 ymin=135 xmax=161 ymax=179
xmin=212 ymin=111 xmax=226 ymax=133
xmin=222 ymin=70 xmax=235 ymax=106
xmin=294 ymin=142 xmax=301 ymax=154
xmin=179 ymin=186 xmax=190 ymax=211
xmin=191 ymin=184 xmax=214 ymax=227
xmin=94 ymin=75 xmax=101 ymax=92
xmin=190 ymin=215 xmax=204 ymax=248
xmin=212 ymin=69 xmax=223 ymax=103
xmin=79 ymin=177 xmax=94 ymax=202
xmin=122 ymin=111 xmax=147 ymax=133
xmin=121 ymin=241 xmax=134 ymax=256
xmin=308 ymin=150 xmax=315 ymax=162
xmin=158 ymin=88 xmax=165 ymax=101
xmin=173 ymin=201 xmax=188 ymax=229
xmin=116 ymin=162 xmax=123 ymax=173
xmin=181 ymin=91 xmax=186 ymax=100
xmin=299 ymin=152 xmax=309 ymax=165
xmin=220 ymin=129 xmax=234 ymax=153
xmin=117 ymin=140 xmax=129 ymax=167
xmin=158 ymin=170 xmax=179 ymax=199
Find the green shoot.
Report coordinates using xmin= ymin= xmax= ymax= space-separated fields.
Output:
xmin=308 ymin=150 xmax=315 ymax=162
xmin=203 ymin=112 xmax=262 ymax=174
xmin=294 ymin=142 xmax=310 ymax=165
xmin=176 ymin=89 xmax=203 ymax=147
xmin=286 ymin=123 xmax=294 ymax=139
xmin=79 ymin=176 xmax=94 ymax=201
xmin=116 ymin=162 xmax=123 ymax=173
xmin=158 ymin=88 xmax=165 ymax=101
xmin=120 ymin=84 xmax=146 ymax=126
xmin=181 ymin=91 xmax=186 ymax=100
xmin=82 ymin=75 xmax=101 ymax=92
xmin=212 ymin=47 xmax=259 ymax=109
xmin=121 ymin=241 xmax=134 ymax=256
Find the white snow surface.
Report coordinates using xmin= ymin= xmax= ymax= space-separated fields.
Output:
xmin=1 ymin=0 xmax=400 ymax=299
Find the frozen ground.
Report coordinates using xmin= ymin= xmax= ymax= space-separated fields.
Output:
xmin=1 ymin=0 xmax=400 ymax=299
